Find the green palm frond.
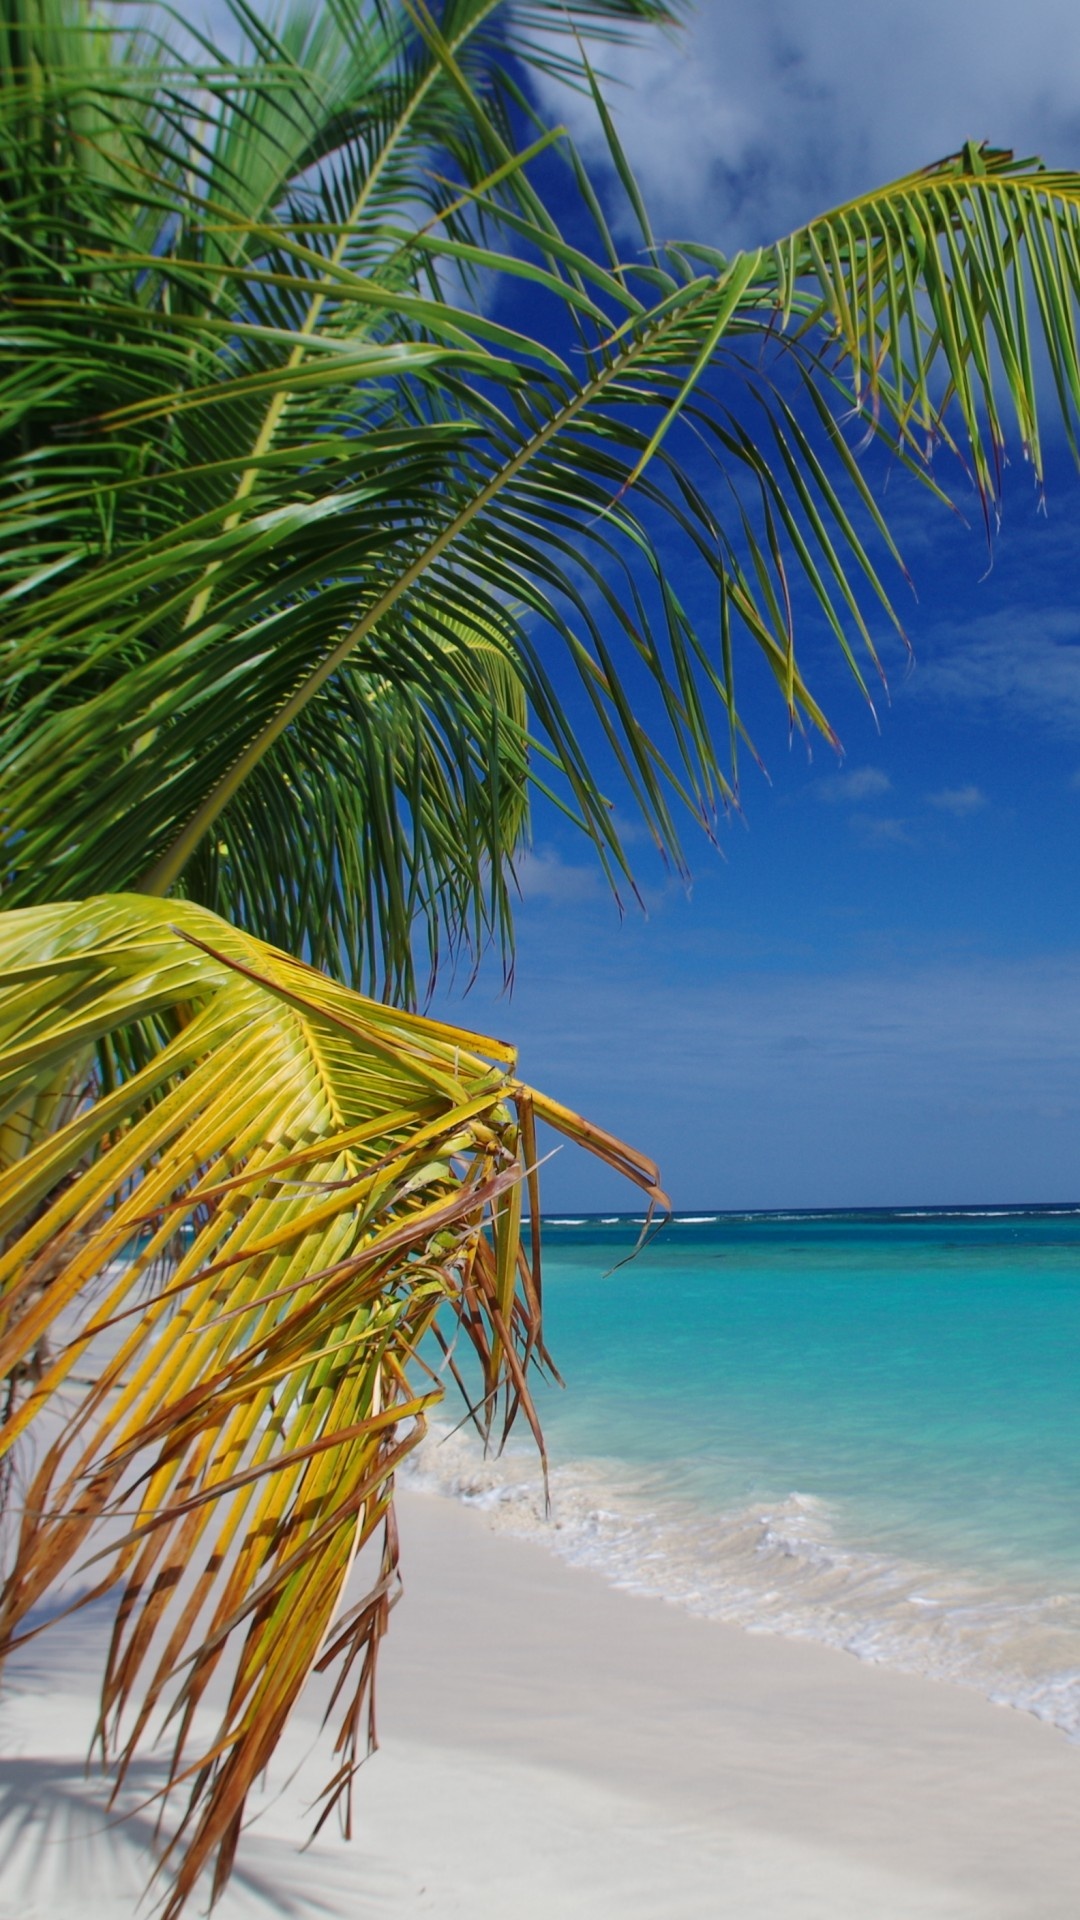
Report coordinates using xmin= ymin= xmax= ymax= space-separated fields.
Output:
xmin=765 ymin=143 xmax=1080 ymax=493
xmin=0 ymin=891 xmax=663 ymax=1916
xmin=0 ymin=0 xmax=693 ymax=995
xmin=178 ymin=606 xmax=531 ymax=993
xmin=7 ymin=25 xmax=1080 ymax=995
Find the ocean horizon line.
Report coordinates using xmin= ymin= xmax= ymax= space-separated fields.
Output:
xmin=536 ymin=1199 xmax=1080 ymax=1222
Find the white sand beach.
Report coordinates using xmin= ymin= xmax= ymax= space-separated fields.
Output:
xmin=1 ymin=1486 xmax=1078 ymax=1920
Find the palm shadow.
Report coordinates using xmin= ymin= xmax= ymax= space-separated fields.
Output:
xmin=0 ymin=1750 xmax=360 ymax=1915
xmin=0 ymin=1705 xmax=403 ymax=1916
xmin=0 ymin=1596 xmax=408 ymax=1917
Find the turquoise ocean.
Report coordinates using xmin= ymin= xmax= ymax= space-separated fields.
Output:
xmin=407 ymin=1206 xmax=1080 ymax=1735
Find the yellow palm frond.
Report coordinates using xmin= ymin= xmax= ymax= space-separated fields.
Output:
xmin=0 ymin=894 xmax=664 ymax=1917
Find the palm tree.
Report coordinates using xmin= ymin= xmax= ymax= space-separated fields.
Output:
xmin=5 ymin=0 xmax=1080 ymax=1909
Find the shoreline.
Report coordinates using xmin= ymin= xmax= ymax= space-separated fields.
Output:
xmin=403 ymin=1420 xmax=1080 ymax=1741
xmin=2 ymin=1486 xmax=1079 ymax=1918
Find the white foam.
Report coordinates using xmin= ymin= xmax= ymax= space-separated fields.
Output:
xmin=403 ymin=1425 xmax=1080 ymax=1742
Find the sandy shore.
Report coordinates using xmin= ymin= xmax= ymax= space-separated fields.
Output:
xmin=1 ymin=1486 xmax=1078 ymax=1918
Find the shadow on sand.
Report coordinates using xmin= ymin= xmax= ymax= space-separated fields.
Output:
xmin=0 ymin=1701 xmax=402 ymax=1917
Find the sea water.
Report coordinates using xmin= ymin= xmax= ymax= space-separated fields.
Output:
xmin=406 ymin=1207 xmax=1080 ymax=1736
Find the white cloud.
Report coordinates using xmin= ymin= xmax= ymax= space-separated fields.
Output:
xmin=536 ymin=2 xmax=1080 ymax=247
xmin=512 ymin=847 xmax=605 ymax=905
xmin=926 ymin=784 xmax=988 ymax=815
xmin=815 ymin=766 xmax=892 ymax=803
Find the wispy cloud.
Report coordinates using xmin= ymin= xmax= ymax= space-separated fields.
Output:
xmin=907 ymin=606 xmax=1080 ymax=736
xmin=484 ymin=948 xmax=1080 ymax=1208
xmin=926 ymin=784 xmax=988 ymax=815
xmin=512 ymin=848 xmax=605 ymax=906
xmin=815 ymin=766 xmax=892 ymax=804
xmin=851 ymin=813 xmax=917 ymax=846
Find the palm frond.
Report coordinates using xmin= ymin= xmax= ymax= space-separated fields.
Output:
xmin=7 ymin=5 xmax=1080 ymax=995
xmin=0 ymin=891 xmax=664 ymax=1916
xmin=772 ymin=142 xmax=1080 ymax=497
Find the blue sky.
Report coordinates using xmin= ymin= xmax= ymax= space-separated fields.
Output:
xmin=428 ymin=1 xmax=1080 ymax=1211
